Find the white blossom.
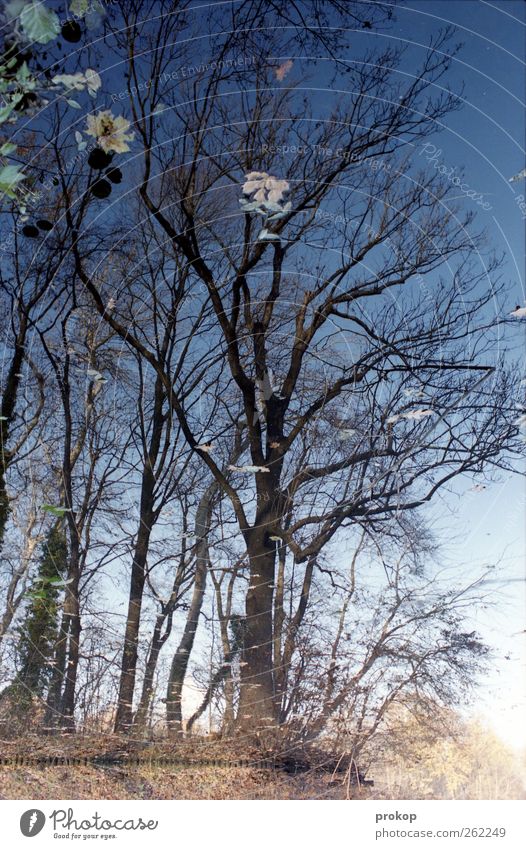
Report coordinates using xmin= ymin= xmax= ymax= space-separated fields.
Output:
xmin=85 ymin=110 xmax=134 ymax=153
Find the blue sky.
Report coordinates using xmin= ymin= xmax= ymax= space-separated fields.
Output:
xmin=389 ymin=0 xmax=525 ymax=749
xmin=392 ymin=0 xmax=524 ymax=288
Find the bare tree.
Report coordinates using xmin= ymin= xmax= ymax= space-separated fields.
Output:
xmin=71 ymin=13 xmax=522 ymax=732
xmin=1 ymin=1 xmax=521 ymax=747
xmin=0 ymin=220 xmax=64 ymax=552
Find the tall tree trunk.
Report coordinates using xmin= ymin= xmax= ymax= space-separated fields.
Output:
xmin=0 ymin=512 xmax=38 ymax=643
xmin=213 ymin=579 xmax=235 ymax=733
xmin=166 ymin=483 xmax=215 ymax=735
xmin=223 ymin=675 xmax=235 ymax=732
xmin=186 ymin=580 xmax=242 ymax=736
xmin=44 ymin=596 xmax=74 ymax=730
xmin=59 ymin=580 xmax=81 ymax=730
xmin=44 ymin=541 xmax=81 ymax=731
xmin=133 ymin=614 xmax=166 ymax=732
xmin=236 ymin=529 xmax=277 ymax=730
xmin=53 ymin=508 xmax=83 ymax=732
xmin=275 ymin=555 xmax=316 ymax=720
xmin=133 ymin=543 xmax=188 ymax=733
xmin=0 ymin=317 xmax=27 ymax=554
xmin=114 ymin=367 xmax=167 ymax=734
xmin=114 ymin=511 xmax=153 ymax=732
xmin=234 ymin=457 xmax=289 ymax=731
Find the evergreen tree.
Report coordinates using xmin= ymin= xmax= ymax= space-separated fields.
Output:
xmin=15 ymin=525 xmax=68 ymax=705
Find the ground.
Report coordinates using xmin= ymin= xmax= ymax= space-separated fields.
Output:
xmin=0 ymin=734 xmax=370 ymax=800
xmin=0 ymin=763 xmax=362 ymax=800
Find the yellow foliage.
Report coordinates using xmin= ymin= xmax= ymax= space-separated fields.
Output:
xmin=367 ymin=706 xmax=525 ymax=799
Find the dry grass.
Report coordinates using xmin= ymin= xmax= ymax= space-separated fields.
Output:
xmin=0 ymin=763 xmax=364 ymax=800
xmin=0 ymin=734 xmax=371 ymax=799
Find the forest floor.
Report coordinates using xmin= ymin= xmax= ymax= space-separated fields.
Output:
xmin=0 ymin=762 xmax=362 ymax=800
xmin=0 ymin=733 xmax=372 ymax=800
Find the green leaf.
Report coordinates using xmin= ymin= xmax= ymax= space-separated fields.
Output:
xmin=20 ymin=2 xmax=61 ymax=45
xmin=0 ymin=101 xmax=17 ymax=125
xmin=15 ymin=62 xmax=36 ymax=92
xmin=41 ymin=504 xmax=71 ymax=517
xmin=0 ymin=142 xmax=17 ymax=156
xmin=66 ymin=99 xmax=82 ymax=109
xmin=85 ymin=1 xmax=106 ymax=30
xmin=4 ymin=0 xmax=27 ymax=22
xmin=0 ymin=163 xmax=26 ymax=198
xmin=74 ymin=130 xmax=88 ymax=151
xmin=69 ymin=0 xmax=89 ymax=15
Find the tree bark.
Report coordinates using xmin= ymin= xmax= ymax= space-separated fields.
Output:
xmin=0 ymin=513 xmax=38 ymax=644
xmin=44 ymin=512 xmax=82 ymax=732
xmin=44 ymin=594 xmax=74 ymax=730
xmin=166 ymin=482 xmax=215 ymax=734
xmin=59 ymin=577 xmax=81 ymax=730
xmin=114 ymin=512 xmax=154 ymax=732
xmin=0 ymin=316 xmax=27 ymax=554
xmin=236 ymin=530 xmax=277 ymax=730
xmin=275 ymin=555 xmax=316 ymax=720
xmin=114 ymin=369 xmax=166 ymax=734
xmin=214 ymin=577 xmax=235 ymax=732
xmin=133 ymin=614 xmax=166 ymax=732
